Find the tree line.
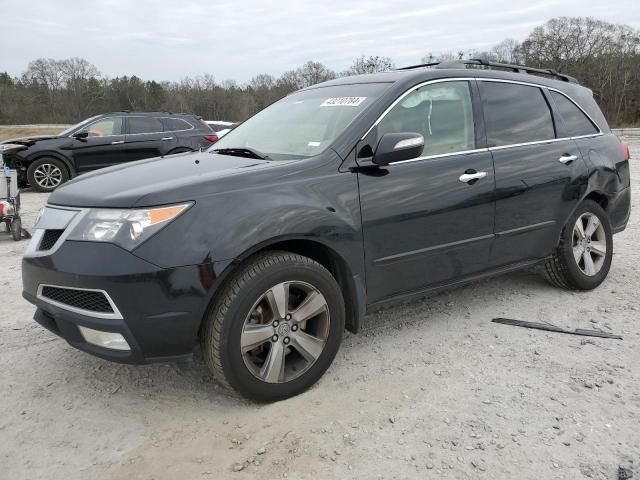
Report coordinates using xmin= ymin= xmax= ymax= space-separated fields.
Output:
xmin=0 ymin=16 xmax=638 ymax=126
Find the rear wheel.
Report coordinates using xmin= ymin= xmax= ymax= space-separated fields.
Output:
xmin=201 ymin=251 xmax=345 ymax=402
xmin=11 ymin=216 xmax=22 ymax=241
xmin=544 ymin=200 xmax=613 ymax=290
xmin=27 ymin=158 xmax=69 ymax=192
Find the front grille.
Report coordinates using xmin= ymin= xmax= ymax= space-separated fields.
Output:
xmin=40 ymin=286 xmax=114 ymax=314
xmin=39 ymin=229 xmax=64 ymax=250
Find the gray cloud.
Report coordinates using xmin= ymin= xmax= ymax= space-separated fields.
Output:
xmin=1 ymin=0 xmax=638 ymax=82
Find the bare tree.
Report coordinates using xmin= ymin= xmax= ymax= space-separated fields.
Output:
xmin=343 ymin=55 xmax=394 ymax=75
xmin=518 ymin=17 xmax=640 ymax=125
xmin=420 ymin=51 xmax=457 ymax=64
xmin=1 ymin=22 xmax=639 ymax=127
xmin=490 ymin=39 xmax=521 ymax=63
xmin=289 ymin=61 xmax=336 ymax=89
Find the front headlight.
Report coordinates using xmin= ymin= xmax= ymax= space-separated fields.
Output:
xmin=0 ymin=143 xmax=27 ymax=153
xmin=67 ymin=203 xmax=192 ymax=250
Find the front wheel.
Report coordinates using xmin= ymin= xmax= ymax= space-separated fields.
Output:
xmin=201 ymin=251 xmax=345 ymax=402
xmin=27 ymin=158 xmax=69 ymax=192
xmin=544 ymin=200 xmax=613 ymax=290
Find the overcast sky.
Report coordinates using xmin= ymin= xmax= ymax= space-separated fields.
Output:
xmin=1 ymin=0 xmax=639 ymax=83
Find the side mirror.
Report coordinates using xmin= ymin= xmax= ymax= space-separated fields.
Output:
xmin=373 ymin=132 xmax=424 ymax=166
xmin=72 ymin=131 xmax=89 ymax=140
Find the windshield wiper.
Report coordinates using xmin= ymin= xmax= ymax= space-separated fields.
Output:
xmin=213 ymin=147 xmax=270 ymax=160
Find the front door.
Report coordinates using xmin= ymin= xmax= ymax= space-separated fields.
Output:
xmin=358 ymin=80 xmax=496 ymax=303
xmin=70 ymin=116 xmax=128 ymax=173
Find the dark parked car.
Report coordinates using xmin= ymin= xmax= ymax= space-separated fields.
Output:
xmin=2 ymin=112 xmax=217 ymax=192
xmin=22 ymin=60 xmax=631 ymax=402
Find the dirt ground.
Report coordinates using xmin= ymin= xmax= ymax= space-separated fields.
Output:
xmin=0 ymin=127 xmax=65 ymax=141
xmin=1 ymin=136 xmax=638 ymax=480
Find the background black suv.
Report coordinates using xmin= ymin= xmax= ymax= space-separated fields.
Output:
xmin=2 ymin=112 xmax=217 ymax=192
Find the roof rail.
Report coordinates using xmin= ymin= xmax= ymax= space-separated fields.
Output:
xmin=396 ymin=58 xmax=578 ymax=84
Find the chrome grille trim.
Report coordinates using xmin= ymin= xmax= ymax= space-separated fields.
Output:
xmin=36 ymin=284 xmax=123 ymax=320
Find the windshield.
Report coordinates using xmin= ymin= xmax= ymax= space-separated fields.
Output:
xmin=209 ymin=83 xmax=389 ymax=159
xmin=58 ymin=115 xmax=102 ymax=136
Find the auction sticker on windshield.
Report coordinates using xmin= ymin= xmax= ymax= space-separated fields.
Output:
xmin=320 ymin=97 xmax=367 ymax=107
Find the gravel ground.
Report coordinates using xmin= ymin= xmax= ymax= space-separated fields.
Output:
xmin=1 ymin=137 xmax=638 ymax=480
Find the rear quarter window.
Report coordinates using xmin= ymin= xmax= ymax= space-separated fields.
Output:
xmin=550 ymin=91 xmax=599 ymax=137
xmin=481 ymin=82 xmax=555 ymax=147
xmin=161 ymin=117 xmax=194 ymax=132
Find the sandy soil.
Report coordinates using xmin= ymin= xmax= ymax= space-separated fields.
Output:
xmin=0 ymin=128 xmax=64 ymax=141
xmin=1 ymin=137 xmax=638 ymax=480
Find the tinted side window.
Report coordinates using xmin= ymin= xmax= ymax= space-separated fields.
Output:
xmin=481 ymin=82 xmax=555 ymax=146
xmin=160 ymin=117 xmax=193 ymax=132
xmin=377 ymin=81 xmax=475 ymax=156
xmin=80 ymin=117 xmax=123 ymax=137
xmin=550 ymin=91 xmax=599 ymax=137
xmin=127 ymin=117 xmax=164 ymax=134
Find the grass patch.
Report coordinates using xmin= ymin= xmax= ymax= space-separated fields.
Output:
xmin=0 ymin=128 xmax=64 ymax=141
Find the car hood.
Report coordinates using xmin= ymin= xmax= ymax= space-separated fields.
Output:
xmin=48 ymin=150 xmax=287 ymax=208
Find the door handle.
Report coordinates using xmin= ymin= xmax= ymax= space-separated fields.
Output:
xmin=161 ymin=137 xmax=174 ymax=141
xmin=559 ymin=154 xmax=578 ymax=164
xmin=459 ymin=171 xmax=487 ymax=183
xmin=111 ymin=140 xmax=124 ymax=145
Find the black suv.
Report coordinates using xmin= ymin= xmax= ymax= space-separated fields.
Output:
xmin=3 ymin=112 xmax=217 ymax=192
xmin=22 ymin=60 xmax=631 ymax=402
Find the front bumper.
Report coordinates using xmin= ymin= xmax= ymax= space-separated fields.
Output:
xmin=22 ymin=240 xmax=218 ymax=364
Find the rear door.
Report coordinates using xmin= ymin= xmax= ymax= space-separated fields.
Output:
xmin=159 ymin=116 xmax=197 ymax=150
xmin=358 ymin=80 xmax=496 ymax=303
xmin=478 ymin=80 xmax=588 ymax=266
xmin=124 ymin=116 xmax=168 ymax=161
xmin=69 ymin=116 xmax=128 ymax=173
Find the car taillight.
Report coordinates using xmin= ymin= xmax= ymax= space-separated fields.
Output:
xmin=204 ymin=134 xmax=219 ymax=144
xmin=620 ymin=142 xmax=630 ymax=161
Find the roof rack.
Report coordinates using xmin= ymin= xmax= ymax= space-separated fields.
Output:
xmin=396 ymin=58 xmax=578 ymax=84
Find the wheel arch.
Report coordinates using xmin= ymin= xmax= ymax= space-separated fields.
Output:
xmin=26 ymin=151 xmax=76 ymax=178
xmin=583 ymin=190 xmax=608 ymax=210
xmin=553 ymin=190 xmax=611 ymax=248
xmin=203 ymin=237 xmax=365 ymax=336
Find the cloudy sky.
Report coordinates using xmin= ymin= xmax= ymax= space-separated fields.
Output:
xmin=1 ymin=0 xmax=639 ymax=83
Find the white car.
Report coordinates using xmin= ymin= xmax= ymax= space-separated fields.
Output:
xmin=205 ymin=121 xmax=237 ymax=138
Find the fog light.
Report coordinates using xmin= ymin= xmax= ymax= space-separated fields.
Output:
xmin=78 ymin=326 xmax=130 ymax=351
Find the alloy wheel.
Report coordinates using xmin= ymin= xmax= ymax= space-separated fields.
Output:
xmin=572 ymin=212 xmax=607 ymax=276
xmin=241 ymin=281 xmax=330 ymax=384
xmin=33 ymin=163 xmax=63 ymax=189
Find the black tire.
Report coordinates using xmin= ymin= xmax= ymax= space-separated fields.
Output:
xmin=26 ymin=157 xmax=69 ymax=192
xmin=544 ymin=200 xmax=613 ymax=290
xmin=11 ymin=216 xmax=22 ymax=241
xmin=201 ymin=251 xmax=345 ymax=402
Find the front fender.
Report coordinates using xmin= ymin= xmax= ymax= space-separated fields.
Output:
xmin=133 ymin=169 xmax=364 ymax=278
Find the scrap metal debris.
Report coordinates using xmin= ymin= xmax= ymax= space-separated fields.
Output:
xmin=492 ymin=318 xmax=623 ymax=340
xmin=619 ymin=466 xmax=634 ymax=480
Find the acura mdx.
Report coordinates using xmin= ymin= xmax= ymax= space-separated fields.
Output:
xmin=22 ymin=60 xmax=631 ymax=401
